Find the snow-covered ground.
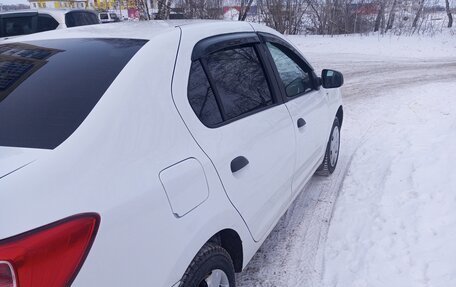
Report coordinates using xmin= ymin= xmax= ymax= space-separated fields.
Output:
xmin=236 ymin=33 xmax=456 ymax=287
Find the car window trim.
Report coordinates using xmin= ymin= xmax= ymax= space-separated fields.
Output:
xmin=258 ymin=32 xmax=315 ymax=71
xmin=258 ymin=33 xmax=321 ymax=101
xmin=204 ymin=43 xmax=280 ymax=128
xmin=199 ymin=57 xmax=227 ymax=122
xmin=191 ymin=32 xmax=260 ymax=61
xmin=190 ymin=39 xmax=284 ymax=129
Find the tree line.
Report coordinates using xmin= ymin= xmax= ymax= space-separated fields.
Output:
xmin=154 ymin=0 xmax=454 ymax=35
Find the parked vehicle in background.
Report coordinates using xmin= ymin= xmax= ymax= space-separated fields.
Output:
xmin=0 ymin=9 xmax=99 ymax=39
xmin=98 ymin=12 xmax=121 ymax=23
xmin=0 ymin=21 xmax=343 ymax=287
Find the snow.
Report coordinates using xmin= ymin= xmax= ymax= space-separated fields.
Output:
xmin=237 ymin=33 xmax=456 ymax=286
xmin=324 ymin=82 xmax=456 ymax=287
xmin=288 ymin=32 xmax=456 ymax=60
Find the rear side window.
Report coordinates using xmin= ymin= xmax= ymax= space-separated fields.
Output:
xmin=65 ymin=11 xmax=99 ymax=27
xmin=188 ymin=45 xmax=274 ymax=127
xmin=205 ymin=46 xmax=273 ymax=121
xmin=188 ymin=61 xmax=223 ymax=127
xmin=37 ymin=14 xmax=59 ymax=32
xmin=0 ymin=38 xmax=147 ymax=149
xmin=1 ymin=16 xmax=33 ymax=37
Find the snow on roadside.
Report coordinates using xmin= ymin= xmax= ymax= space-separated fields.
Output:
xmin=288 ymin=33 xmax=456 ymax=60
xmin=323 ymin=82 xmax=456 ymax=287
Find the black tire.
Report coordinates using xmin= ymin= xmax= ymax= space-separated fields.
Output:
xmin=316 ymin=117 xmax=341 ymax=176
xmin=179 ymin=243 xmax=235 ymax=287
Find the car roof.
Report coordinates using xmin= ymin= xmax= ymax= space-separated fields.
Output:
xmin=2 ymin=20 xmax=265 ymax=42
xmin=0 ymin=9 xmax=96 ymax=25
xmin=0 ymin=8 xmax=93 ymax=16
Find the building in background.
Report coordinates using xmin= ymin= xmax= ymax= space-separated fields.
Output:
xmin=29 ymin=0 xmax=88 ymax=9
xmin=27 ymin=0 xmax=156 ymax=21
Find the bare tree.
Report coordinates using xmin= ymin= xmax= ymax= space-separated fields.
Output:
xmin=137 ymin=0 xmax=151 ymax=19
xmin=258 ymin=0 xmax=310 ymax=33
xmin=156 ymin=0 xmax=171 ymax=19
xmin=374 ymin=0 xmax=385 ymax=32
xmin=238 ymin=0 xmax=255 ymax=20
xmin=412 ymin=0 xmax=425 ymax=28
xmin=386 ymin=0 xmax=397 ymax=31
xmin=178 ymin=0 xmax=222 ymax=19
xmin=445 ymin=0 xmax=453 ymax=27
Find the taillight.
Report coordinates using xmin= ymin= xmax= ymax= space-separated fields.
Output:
xmin=0 ymin=213 xmax=100 ymax=287
xmin=0 ymin=261 xmax=16 ymax=287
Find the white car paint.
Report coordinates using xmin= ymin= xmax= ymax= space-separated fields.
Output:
xmin=0 ymin=21 xmax=343 ymax=286
xmin=159 ymin=158 xmax=210 ymax=217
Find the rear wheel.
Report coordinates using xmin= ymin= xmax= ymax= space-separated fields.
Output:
xmin=180 ymin=243 xmax=235 ymax=287
xmin=316 ymin=117 xmax=340 ymax=176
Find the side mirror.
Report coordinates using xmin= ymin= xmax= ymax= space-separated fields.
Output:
xmin=321 ymin=69 xmax=344 ymax=89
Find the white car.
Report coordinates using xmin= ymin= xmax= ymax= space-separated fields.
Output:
xmin=0 ymin=9 xmax=99 ymax=39
xmin=0 ymin=21 xmax=343 ymax=287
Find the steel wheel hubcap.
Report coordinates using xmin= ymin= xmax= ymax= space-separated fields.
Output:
xmin=200 ymin=269 xmax=229 ymax=287
xmin=330 ymin=126 xmax=340 ymax=167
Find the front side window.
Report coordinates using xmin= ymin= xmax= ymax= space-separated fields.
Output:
xmin=266 ymin=42 xmax=313 ymax=98
xmin=205 ymin=46 xmax=273 ymax=120
xmin=0 ymin=38 xmax=147 ymax=149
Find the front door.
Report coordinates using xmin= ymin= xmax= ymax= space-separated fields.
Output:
xmin=264 ymin=40 xmax=329 ymax=194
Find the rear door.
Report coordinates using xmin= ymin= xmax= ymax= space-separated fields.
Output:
xmin=262 ymin=35 xmax=329 ymax=194
xmin=173 ymin=33 xmax=296 ymax=241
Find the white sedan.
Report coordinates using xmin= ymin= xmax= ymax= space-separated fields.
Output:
xmin=0 ymin=21 xmax=343 ymax=287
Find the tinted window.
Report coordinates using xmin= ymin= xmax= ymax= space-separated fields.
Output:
xmin=99 ymin=13 xmax=109 ymax=20
xmin=0 ymin=38 xmax=147 ymax=149
xmin=266 ymin=42 xmax=313 ymax=97
xmin=65 ymin=11 xmax=99 ymax=27
xmin=205 ymin=46 xmax=273 ymax=120
xmin=188 ymin=61 xmax=223 ymax=127
xmin=1 ymin=16 xmax=33 ymax=37
xmin=37 ymin=14 xmax=59 ymax=32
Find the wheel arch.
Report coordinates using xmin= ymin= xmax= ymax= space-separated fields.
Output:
xmin=336 ymin=105 xmax=343 ymax=127
xmin=209 ymin=229 xmax=243 ymax=272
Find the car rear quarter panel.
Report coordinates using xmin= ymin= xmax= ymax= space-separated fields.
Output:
xmin=0 ymin=30 xmax=250 ymax=286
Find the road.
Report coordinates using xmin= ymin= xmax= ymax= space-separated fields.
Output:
xmin=235 ymin=44 xmax=456 ymax=287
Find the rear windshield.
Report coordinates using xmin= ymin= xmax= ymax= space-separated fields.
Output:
xmin=0 ymin=38 xmax=147 ymax=149
xmin=65 ymin=11 xmax=99 ymax=27
xmin=1 ymin=16 xmax=34 ymax=37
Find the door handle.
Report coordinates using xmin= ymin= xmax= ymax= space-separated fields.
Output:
xmin=231 ymin=156 xmax=249 ymax=173
xmin=297 ymin=118 xmax=306 ymax=128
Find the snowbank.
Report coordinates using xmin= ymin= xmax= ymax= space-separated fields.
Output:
xmin=323 ymin=82 xmax=456 ymax=287
xmin=288 ymin=33 xmax=456 ymax=60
